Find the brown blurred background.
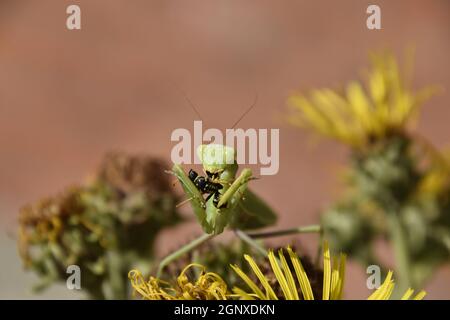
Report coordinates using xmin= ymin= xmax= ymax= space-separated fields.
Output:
xmin=0 ymin=0 xmax=449 ymax=299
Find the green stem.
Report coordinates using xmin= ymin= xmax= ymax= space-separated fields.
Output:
xmin=234 ymin=229 xmax=267 ymax=256
xmin=241 ymin=225 xmax=323 ymax=268
xmin=106 ymin=250 xmax=127 ymax=300
xmin=156 ymin=233 xmax=215 ymax=278
xmin=245 ymin=225 xmax=322 ymax=239
xmin=315 ymin=228 xmax=324 ymax=268
xmin=387 ymin=213 xmax=411 ymax=297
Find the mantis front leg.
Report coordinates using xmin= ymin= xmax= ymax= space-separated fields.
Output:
xmin=217 ymin=168 xmax=252 ymax=208
xmin=234 ymin=229 xmax=267 ymax=256
xmin=156 ymin=233 xmax=215 ymax=278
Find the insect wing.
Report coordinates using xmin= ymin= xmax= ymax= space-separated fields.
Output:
xmin=232 ymin=189 xmax=277 ymax=230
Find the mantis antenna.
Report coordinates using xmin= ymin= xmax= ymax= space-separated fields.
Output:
xmin=230 ymin=93 xmax=258 ymax=129
xmin=170 ymin=81 xmax=204 ymax=122
xmin=175 ymin=85 xmax=259 ymax=144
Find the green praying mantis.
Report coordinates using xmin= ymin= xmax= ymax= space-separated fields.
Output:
xmin=157 ymin=144 xmax=321 ymax=277
xmin=173 ymin=144 xmax=277 ymax=234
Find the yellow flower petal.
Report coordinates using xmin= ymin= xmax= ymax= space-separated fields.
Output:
xmin=287 ymin=247 xmax=314 ymax=300
xmin=322 ymin=241 xmax=331 ymax=300
xmin=244 ymin=254 xmax=278 ymax=300
xmin=278 ymin=249 xmax=300 ymax=300
xmin=230 ymin=264 xmax=266 ymax=299
xmin=413 ymin=291 xmax=427 ymax=300
xmin=368 ymin=270 xmax=393 ymax=300
xmin=400 ymin=288 xmax=414 ymax=300
xmin=267 ymin=250 xmax=294 ymax=299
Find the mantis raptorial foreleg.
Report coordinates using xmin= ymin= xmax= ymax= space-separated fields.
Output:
xmin=156 ymin=233 xmax=215 ymax=278
xmin=217 ymin=168 xmax=252 ymax=208
xmin=234 ymin=229 xmax=267 ymax=256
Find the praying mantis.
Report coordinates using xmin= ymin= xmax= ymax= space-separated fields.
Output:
xmin=157 ymin=144 xmax=321 ymax=277
xmin=173 ymin=144 xmax=278 ymax=234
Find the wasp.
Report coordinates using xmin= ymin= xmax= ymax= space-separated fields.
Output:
xmin=188 ymin=169 xmax=223 ymax=207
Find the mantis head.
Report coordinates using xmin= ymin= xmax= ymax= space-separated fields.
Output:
xmin=197 ymin=144 xmax=237 ymax=177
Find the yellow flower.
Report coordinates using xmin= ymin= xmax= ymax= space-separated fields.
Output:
xmin=231 ymin=242 xmax=426 ymax=300
xmin=287 ymin=51 xmax=436 ymax=148
xmin=129 ymin=263 xmax=229 ymax=300
xmin=130 ymin=242 xmax=426 ymax=300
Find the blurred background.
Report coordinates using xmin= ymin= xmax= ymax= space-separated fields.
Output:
xmin=0 ymin=0 xmax=449 ymax=299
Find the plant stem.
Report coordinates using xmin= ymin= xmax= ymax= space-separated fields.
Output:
xmin=387 ymin=212 xmax=411 ymax=297
xmin=106 ymin=250 xmax=127 ymax=299
xmin=314 ymin=228 xmax=324 ymax=268
xmin=245 ymin=224 xmax=322 ymax=239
